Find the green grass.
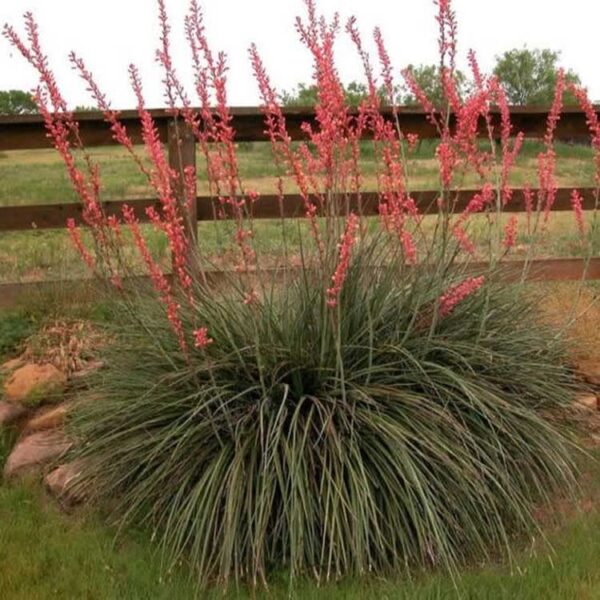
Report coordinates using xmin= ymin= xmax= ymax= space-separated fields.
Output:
xmin=0 ymin=311 xmax=35 ymax=361
xmin=0 ymin=454 xmax=599 ymax=599
xmin=0 ymin=141 xmax=595 ymax=206
xmin=0 ymin=139 xmax=597 ymax=284
xmin=0 ymin=482 xmax=199 ymax=600
xmin=0 ymin=212 xmax=598 ymax=284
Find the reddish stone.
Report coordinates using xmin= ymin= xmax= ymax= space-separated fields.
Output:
xmin=23 ymin=404 xmax=69 ymax=434
xmin=3 ymin=431 xmax=71 ymax=479
xmin=45 ymin=462 xmax=84 ymax=507
xmin=3 ymin=363 xmax=66 ymax=404
xmin=575 ymin=394 xmax=599 ymax=411
xmin=0 ymin=401 xmax=27 ymax=426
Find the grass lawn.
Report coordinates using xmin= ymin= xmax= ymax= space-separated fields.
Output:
xmin=0 ymin=140 xmax=596 ymax=206
xmin=1 ymin=439 xmax=600 ymax=599
xmin=0 ymin=140 xmax=598 ymax=283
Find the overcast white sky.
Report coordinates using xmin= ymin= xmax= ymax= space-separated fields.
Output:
xmin=1 ymin=0 xmax=599 ymax=109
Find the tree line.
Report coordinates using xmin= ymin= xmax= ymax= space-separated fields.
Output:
xmin=282 ymin=48 xmax=581 ymax=107
xmin=0 ymin=48 xmax=584 ymax=114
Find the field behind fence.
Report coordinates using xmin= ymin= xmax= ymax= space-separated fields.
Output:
xmin=0 ymin=106 xmax=599 ymax=307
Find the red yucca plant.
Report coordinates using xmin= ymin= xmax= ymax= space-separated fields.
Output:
xmin=4 ymin=0 xmax=597 ymax=588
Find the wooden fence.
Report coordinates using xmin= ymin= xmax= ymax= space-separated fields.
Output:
xmin=0 ymin=107 xmax=599 ymax=307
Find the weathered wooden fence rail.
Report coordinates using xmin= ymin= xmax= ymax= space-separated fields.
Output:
xmin=0 ymin=107 xmax=599 ymax=308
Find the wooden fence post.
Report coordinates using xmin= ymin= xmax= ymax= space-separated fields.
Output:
xmin=167 ymin=119 xmax=197 ymax=270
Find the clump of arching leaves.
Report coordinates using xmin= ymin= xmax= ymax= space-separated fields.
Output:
xmin=5 ymin=0 xmax=598 ymax=590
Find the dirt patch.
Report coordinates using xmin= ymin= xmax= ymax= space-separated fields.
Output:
xmin=539 ymin=283 xmax=600 ymax=365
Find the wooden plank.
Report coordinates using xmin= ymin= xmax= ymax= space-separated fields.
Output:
xmin=0 ymin=199 xmax=163 ymax=231
xmin=0 ymin=187 xmax=597 ymax=232
xmin=472 ymin=257 xmax=600 ymax=282
xmin=1 ymin=257 xmax=598 ymax=309
xmin=1 ymin=106 xmax=599 ymax=150
xmin=167 ymin=121 xmax=197 ymax=238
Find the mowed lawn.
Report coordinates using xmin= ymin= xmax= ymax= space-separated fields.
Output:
xmin=2 ymin=427 xmax=600 ymax=600
xmin=0 ymin=140 xmax=598 ymax=283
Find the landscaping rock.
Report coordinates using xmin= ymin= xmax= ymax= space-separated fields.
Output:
xmin=3 ymin=431 xmax=71 ymax=479
xmin=575 ymin=394 xmax=599 ymax=411
xmin=2 ymin=363 xmax=66 ymax=404
xmin=45 ymin=462 xmax=84 ymax=507
xmin=1 ymin=357 xmax=24 ymax=372
xmin=0 ymin=401 xmax=27 ymax=426
xmin=23 ymin=404 xmax=69 ymax=434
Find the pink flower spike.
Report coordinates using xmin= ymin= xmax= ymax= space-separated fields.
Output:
xmin=67 ymin=218 xmax=95 ymax=271
xmin=452 ymin=225 xmax=476 ymax=255
xmin=436 ymin=141 xmax=455 ymax=188
xmin=502 ymin=215 xmax=519 ymax=251
xmin=439 ymin=276 xmax=485 ymax=318
xmin=193 ymin=327 xmax=213 ymax=349
xmin=326 ymin=214 xmax=360 ymax=308
xmin=406 ymin=134 xmax=419 ymax=153
xmin=401 ymin=230 xmax=418 ymax=265
xmin=571 ymin=189 xmax=586 ymax=238
xmin=523 ymin=184 xmax=535 ymax=233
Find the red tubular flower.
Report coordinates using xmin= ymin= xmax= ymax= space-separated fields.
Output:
xmin=439 ymin=276 xmax=485 ymax=317
xmin=406 ymin=134 xmax=419 ymax=152
xmin=544 ymin=70 xmax=565 ymax=148
xmin=487 ymin=78 xmax=525 ymax=206
xmin=345 ymin=26 xmax=417 ymax=241
xmin=536 ymin=70 xmax=565 ymax=224
xmin=193 ymin=327 xmax=213 ymax=349
xmin=502 ymin=215 xmax=519 ymax=251
xmin=467 ymin=49 xmax=484 ymax=90
xmin=435 ymin=0 xmax=458 ymax=73
xmin=538 ymin=148 xmax=558 ymax=222
xmin=460 ymin=184 xmax=495 ymax=222
xmin=67 ymin=219 xmax=95 ymax=271
xmin=401 ymin=230 xmax=418 ymax=265
xmin=327 ymin=214 xmax=360 ymax=308
xmin=523 ymin=184 xmax=535 ymax=234
xmin=4 ymin=14 xmax=119 ymax=282
xmin=452 ymin=225 xmax=476 ymax=255
xmin=122 ymin=205 xmax=188 ymax=353
xmin=373 ymin=27 xmax=394 ymax=103
xmin=436 ymin=141 xmax=456 ymax=188
xmin=441 ymin=67 xmax=461 ymax=114
xmin=453 ymin=89 xmax=490 ymax=177
xmin=568 ymin=83 xmax=600 ymax=185
xmin=69 ymin=52 xmax=152 ymax=179
xmin=402 ymin=67 xmax=438 ymax=128
xmin=128 ymin=65 xmax=194 ymax=292
xmin=250 ymin=26 xmax=336 ymax=264
xmin=571 ymin=189 xmax=586 ymax=239
xmin=345 ymin=17 xmax=377 ymax=102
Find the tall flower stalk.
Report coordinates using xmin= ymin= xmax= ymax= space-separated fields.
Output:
xmin=3 ymin=0 xmax=594 ymax=588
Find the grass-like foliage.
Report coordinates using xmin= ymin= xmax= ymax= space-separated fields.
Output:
xmin=0 ymin=311 xmax=34 ymax=360
xmin=5 ymin=0 xmax=597 ymax=590
xmin=68 ymin=252 xmax=580 ymax=585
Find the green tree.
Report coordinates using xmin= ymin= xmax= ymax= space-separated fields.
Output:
xmin=493 ymin=48 xmax=580 ymax=105
xmin=280 ymin=83 xmax=319 ymax=107
xmin=401 ymin=64 xmax=470 ymax=108
xmin=281 ymin=81 xmax=388 ymax=107
xmin=0 ymin=89 xmax=37 ymax=115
